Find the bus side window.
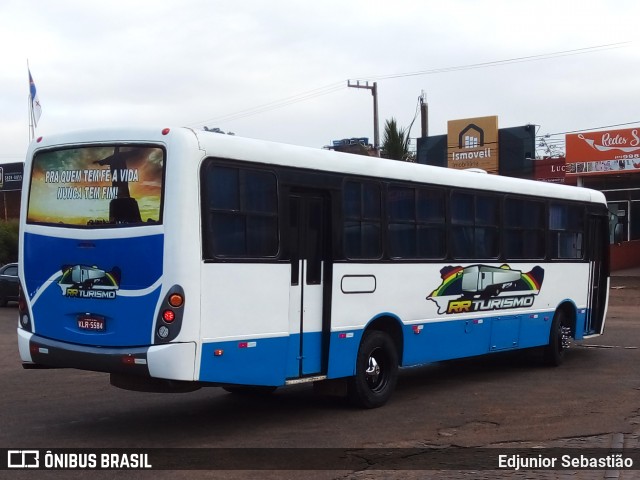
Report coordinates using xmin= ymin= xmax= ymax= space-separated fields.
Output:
xmin=202 ymin=163 xmax=279 ymax=259
xmin=343 ymin=181 xmax=382 ymax=259
xmin=504 ymin=198 xmax=545 ymax=259
xmin=451 ymin=192 xmax=499 ymax=259
xmin=388 ymin=185 xmax=445 ymax=259
xmin=549 ymin=203 xmax=584 ymax=259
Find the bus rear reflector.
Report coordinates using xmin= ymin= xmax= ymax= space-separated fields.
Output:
xmin=29 ymin=343 xmax=48 ymax=355
xmin=122 ymin=356 xmax=147 ymax=365
xmin=161 ymin=128 xmax=170 ymax=135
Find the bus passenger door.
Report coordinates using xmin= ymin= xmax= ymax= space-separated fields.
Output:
xmin=288 ymin=192 xmax=330 ymax=377
xmin=585 ymin=214 xmax=608 ymax=335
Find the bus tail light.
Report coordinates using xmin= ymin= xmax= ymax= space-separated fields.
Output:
xmin=168 ymin=293 xmax=184 ymax=308
xmin=18 ymin=284 xmax=32 ymax=332
xmin=155 ymin=285 xmax=185 ymax=344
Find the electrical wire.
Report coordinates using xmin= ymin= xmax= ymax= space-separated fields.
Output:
xmin=189 ymin=81 xmax=346 ymax=127
xmin=190 ymin=42 xmax=631 ymax=128
xmin=541 ymin=120 xmax=640 ymax=138
xmin=363 ymin=42 xmax=629 ymax=81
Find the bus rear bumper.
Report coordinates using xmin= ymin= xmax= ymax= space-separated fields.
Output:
xmin=17 ymin=329 xmax=196 ymax=381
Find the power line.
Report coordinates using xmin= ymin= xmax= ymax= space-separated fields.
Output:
xmin=189 ymin=42 xmax=631 ymax=128
xmin=541 ymin=120 xmax=640 ymax=138
xmin=363 ymin=42 xmax=629 ymax=81
xmin=189 ymin=81 xmax=345 ymax=127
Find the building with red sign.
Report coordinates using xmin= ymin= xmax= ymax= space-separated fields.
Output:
xmin=422 ymin=122 xmax=640 ymax=270
xmin=563 ymin=128 xmax=640 ymax=270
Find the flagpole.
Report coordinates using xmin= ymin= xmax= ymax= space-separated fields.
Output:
xmin=28 ymin=95 xmax=34 ymax=142
xmin=27 ymin=59 xmax=34 ymax=142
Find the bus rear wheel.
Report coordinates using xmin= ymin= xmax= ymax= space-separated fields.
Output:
xmin=348 ymin=330 xmax=398 ymax=409
xmin=543 ymin=310 xmax=570 ymax=366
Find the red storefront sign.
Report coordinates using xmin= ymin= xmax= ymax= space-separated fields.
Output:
xmin=534 ymin=157 xmax=569 ymax=184
xmin=566 ymin=128 xmax=640 ymax=175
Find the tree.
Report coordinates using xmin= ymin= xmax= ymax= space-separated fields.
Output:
xmin=381 ymin=118 xmax=411 ymax=161
xmin=0 ymin=220 xmax=19 ymax=264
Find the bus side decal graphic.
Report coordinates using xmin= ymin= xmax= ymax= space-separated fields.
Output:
xmin=427 ymin=264 xmax=545 ymax=315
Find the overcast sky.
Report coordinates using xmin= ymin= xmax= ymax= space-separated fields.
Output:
xmin=1 ymin=0 xmax=639 ymax=163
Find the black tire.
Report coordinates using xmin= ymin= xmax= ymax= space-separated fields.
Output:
xmin=222 ymin=385 xmax=277 ymax=395
xmin=543 ymin=310 xmax=568 ymax=366
xmin=348 ymin=330 xmax=399 ymax=409
xmin=0 ymin=297 xmax=6 ymax=308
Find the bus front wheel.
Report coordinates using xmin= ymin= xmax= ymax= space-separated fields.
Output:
xmin=348 ymin=330 xmax=398 ymax=409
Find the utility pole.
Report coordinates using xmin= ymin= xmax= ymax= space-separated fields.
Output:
xmin=420 ymin=90 xmax=428 ymax=138
xmin=348 ymin=80 xmax=379 ymax=154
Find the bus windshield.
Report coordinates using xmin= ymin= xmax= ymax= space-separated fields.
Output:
xmin=28 ymin=145 xmax=164 ymax=227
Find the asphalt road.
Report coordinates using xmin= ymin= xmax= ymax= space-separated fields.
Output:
xmin=1 ymin=278 xmax=639 ymax=479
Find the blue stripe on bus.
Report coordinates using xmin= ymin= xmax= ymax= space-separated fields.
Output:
xmin=23 ymin=232 xmax=163 ymax=292
xmin=23 ymin=232 xmax=164 ymax=347
xmin=29 ymin=283 xmax=162 ymax=346
xmin=400 ymin=312 xmax=553 ymax=365
xmin=200 ymin=308 xmax=586 ymax=386
xmin=199 ymin=332 xmax=327 ymax=386
xmin=326 ymin=310 xmax=576 ymax=378
xmin=200 ymin=337 xmax=290 ymax=386
xmin=327 ymin=330 xmax=362 ymax=378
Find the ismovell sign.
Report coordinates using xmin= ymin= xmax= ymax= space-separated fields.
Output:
xmin=447 ymin=115 xmax=499 ymax=174
xmin=566 ymin=127 xmax=640 ymax=175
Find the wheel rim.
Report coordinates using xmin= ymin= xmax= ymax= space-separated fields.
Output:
xmin=555 ymin=322 xmax=563 ymax=353
xmin=560 ymin=325 xmax=571 ymax=350
xmin=365 ymin=347 xmax=388 ymax=392
xmin=554 ymin=323 xmax=571 ymax=357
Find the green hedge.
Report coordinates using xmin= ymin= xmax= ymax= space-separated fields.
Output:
xmin=0 ymin=220 xmax=19 ymax=264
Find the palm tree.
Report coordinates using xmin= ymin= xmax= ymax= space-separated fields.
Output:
xmin=381 ymin=118 xmax=411 ymax=161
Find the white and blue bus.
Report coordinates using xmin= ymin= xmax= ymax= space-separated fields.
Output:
xmin=17 ymin=127 xmax=609 ymax=408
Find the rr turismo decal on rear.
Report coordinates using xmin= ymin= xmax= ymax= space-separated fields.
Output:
xmin=58 ymin=264 xmax=120 ymax=299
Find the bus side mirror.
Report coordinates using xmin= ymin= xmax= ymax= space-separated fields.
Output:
xmin=614 ymin=223 xmax=624 ymax=244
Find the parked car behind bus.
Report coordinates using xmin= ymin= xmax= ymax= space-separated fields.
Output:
xmin=0 ymin=263 xmax=19 ymax=307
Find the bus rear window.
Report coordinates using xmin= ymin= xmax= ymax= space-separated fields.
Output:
xmin=28 ymin=145 xmax=165 ymax=227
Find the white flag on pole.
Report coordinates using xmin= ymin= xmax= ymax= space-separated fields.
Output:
xmin=29 ymin=68 xmax=42 ymax=127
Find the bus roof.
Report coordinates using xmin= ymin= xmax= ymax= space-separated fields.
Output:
xmin=28 ymin=126 xmax=606 ymax=206
xmin=191 ymin=129 xmax=606 ymax=206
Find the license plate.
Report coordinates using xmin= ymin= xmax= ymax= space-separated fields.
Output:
xmin=77 ymin=316 xmax=105 ymax=332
